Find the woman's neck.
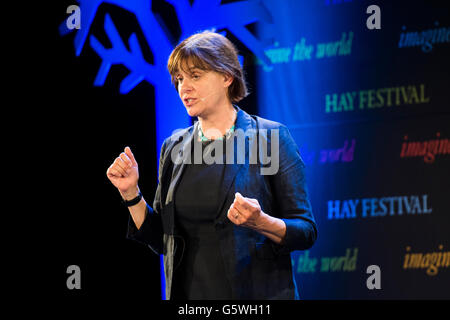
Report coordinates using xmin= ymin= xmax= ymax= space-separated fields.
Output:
xmin=198 ymin=102 xmax=237 ymax=140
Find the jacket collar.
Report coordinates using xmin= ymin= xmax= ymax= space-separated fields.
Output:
xmin=234 ymin=105 xmax=253 ymax=132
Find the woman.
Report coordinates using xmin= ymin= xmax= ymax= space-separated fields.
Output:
xmin=106 ymin=31 xmax=317 ymax=300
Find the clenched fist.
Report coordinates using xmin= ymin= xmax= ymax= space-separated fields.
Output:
xmin=227 ymin=192 xmax=263 ymax=229
xmin=227 ymin=192 xmax=287 ymax=244
xmin=106 ymin=146 xmax=140 ymax=200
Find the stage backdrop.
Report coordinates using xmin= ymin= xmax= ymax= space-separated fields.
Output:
xmin=254 ymin=0 xmax=450 ymax=299
xmin=58 ymin=0 xmax=449 ymax=299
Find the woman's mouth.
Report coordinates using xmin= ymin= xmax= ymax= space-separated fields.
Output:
xmin=184 ymin=98 xmax=197 ymax=106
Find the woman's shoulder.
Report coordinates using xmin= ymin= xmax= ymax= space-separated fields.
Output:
xmin=249 ymin=114 xmax=298 ymax=147
xmin=161 ymin=123 xmax=196 ymax=149
xmin=251 ymin=114 xmax=288 ymax=131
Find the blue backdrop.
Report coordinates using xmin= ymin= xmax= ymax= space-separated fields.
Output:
xmin=254 ymin=0 xmax=450 ymax=299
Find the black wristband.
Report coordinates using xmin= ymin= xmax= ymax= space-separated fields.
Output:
xmin=121 ymin=192 xmax=142 ymax=207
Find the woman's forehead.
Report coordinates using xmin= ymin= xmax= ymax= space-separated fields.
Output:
xmin=177 ymin=57 xmax=210 ymax=74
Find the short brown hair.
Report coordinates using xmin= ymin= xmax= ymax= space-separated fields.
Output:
xmin=167 ymin=31 xmax=249 ymax=103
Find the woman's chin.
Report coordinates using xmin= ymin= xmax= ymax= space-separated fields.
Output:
xmin=186 ymin=106 xmax=200 ymax=117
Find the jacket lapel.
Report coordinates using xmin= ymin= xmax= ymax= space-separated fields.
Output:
xmin=214 ymin=107 xmax=255 ymax=224
xmin=162 ymin=122 xmax=198 ymax=234
xmin=165 ymin=123 xmax=197 ymax=204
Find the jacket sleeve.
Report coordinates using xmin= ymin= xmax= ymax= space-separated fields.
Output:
xmin=269 ymin=125 xmax=318 ymax=254
xmin=126 ymin=140 xmax=168 ymax=255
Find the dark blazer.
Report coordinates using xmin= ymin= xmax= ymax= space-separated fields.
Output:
xmin=127 ymin=106 xmax=317 ymax=300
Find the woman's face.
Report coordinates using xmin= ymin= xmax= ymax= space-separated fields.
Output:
xmin=176 ymin=60 xmax=232 ymax=118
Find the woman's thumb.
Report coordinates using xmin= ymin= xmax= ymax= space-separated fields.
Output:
xmin=124 ymin=146 xmax=137 ymax=165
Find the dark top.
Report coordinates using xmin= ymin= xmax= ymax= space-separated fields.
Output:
xmin=172 ymin=131 xmax=233 ymax=300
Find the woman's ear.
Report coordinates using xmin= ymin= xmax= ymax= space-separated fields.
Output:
xmin=223 ymin=73 xmax=234 ymax=88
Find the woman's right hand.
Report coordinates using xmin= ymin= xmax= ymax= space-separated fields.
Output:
xmin=106 ymin=146 xmax=140 ymax=199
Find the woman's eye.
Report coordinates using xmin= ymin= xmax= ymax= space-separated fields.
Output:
xmin=192 ymin=74 xmax=200 ymax=79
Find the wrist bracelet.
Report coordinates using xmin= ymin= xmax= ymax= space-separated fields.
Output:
xmin=121 ymin=192 xmax=142 ymax=207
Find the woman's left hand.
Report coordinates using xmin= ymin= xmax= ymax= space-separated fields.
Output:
xmin=227 ymin=192 xmax=287 ymax=244
xmin=227 ymin=192 xmax=265 ymax=230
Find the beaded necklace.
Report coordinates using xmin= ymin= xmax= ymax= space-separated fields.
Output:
xmin=198 ymin=110 xmax=237 ymax=142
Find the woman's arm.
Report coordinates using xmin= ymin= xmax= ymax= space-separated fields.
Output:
xmin=253 ymin=213 xmax=286 ymax=244
xmin=120 ymin=186 xmax=147 ymax=230
xmin=107 ymin=145 xmax=164 ymax=254
xmin=268 ymin=125 xmax=318 ymax=251
xmin=106 ymin=146 xmax=148 ymax=229
xmin=227 ymin=124 xmax=317 ymax=251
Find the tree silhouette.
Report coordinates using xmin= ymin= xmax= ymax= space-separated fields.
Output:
xmin=60 ymin=0 xmax=272 ymax=150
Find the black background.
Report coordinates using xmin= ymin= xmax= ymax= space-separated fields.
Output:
xmin=12 ymin=0 xmax=449 ymax=311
